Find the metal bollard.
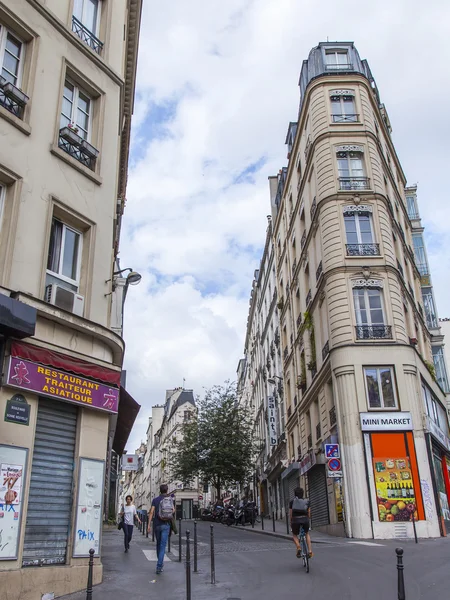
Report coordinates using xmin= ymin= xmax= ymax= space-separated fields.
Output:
xmin=285 ymin=507 xmax=290 ymax=535
xmin=272 ymin=512 xmax=275 ymax=532
xmin=396 ymin=548 xmax=406 ymax=600
xmin=186 ymin=530 xmax=192 ymax=600
xmin=168 ymin=531 xmax=171 ymax=554
xmin=86 ymin=548 xmax=95 ymax=600
xmin=210 ymin=524 xmax=215 ymax=584
xmin=193 ymin=521 xmax=198 ymax=573
xmin=261 ymin=514 xmax=264 ymax=531
xmin=179 ymin=518 xmax=182 ymax=562
xmin=411 ymin=512 xmax=418 ymax=544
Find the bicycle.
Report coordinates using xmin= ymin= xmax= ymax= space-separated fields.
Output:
xmin=298 ymin=526 xmax=309 ymax=573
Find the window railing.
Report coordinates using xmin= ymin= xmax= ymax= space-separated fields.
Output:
xmin=297 ymin=314 xmax=302 ymax=328
xmin=310 ymin=197 xmax=317 ymax=219
xmin=329 ymin=406 xmax=337 ymax=427
xmin=301 ymin=230 xmax=307 ymax=249
xmin=306 ymin=289 xmax=312 ymax=307
xmin=287 ymin=406 xmax=292 ymax=419
xmin=307 ymin=434 xmax=312 ymax=449
xmin=58 ymin=127 xmax=99 ymax=171
xmin=339 ymin=176 xmax=370 ymax=191
xmin=316 ymin=423 xmax=321 ymax=440
xmin=408 ymin=283 xmax=414 ymax=298
xmin=322 ymin=340 xmax=330 ymax=361
xmin=326 ymin=63 xmax=353 ymax=71
xmin=283 ymin=347 xmax=289 ymax=360
xmin=72 ymin=15 xmax=103 ymax=54
xmin=355 ymin=325 xmax=393 ymax=340
xmin=304 ymin=135 xmax=312 ymax=160
xmin=397 ymin=260 xmax=404 ymax=279
xmin=316 ymin=260 xmax=323 ymax=281
xmin=416 ymin=262 xmax=429 ymax=276
xmin=292 ymin=258 xmax=297 ymax=274
xmin=332 ymin=113 xmax=358 ymax=123
xmin=346 ymin=243 xmax=380 ymax=256
xmin=0 ymin=78 xmax=29 ymax=119
xmin=407 ymin=209 xmax=420 ymax=220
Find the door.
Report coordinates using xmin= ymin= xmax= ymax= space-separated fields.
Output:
xmin=307 ymin=465 xmax=329 ymax=529
xmin=22 ymin=398 xmax=77 ymax=566
xmin=182 ymin=499 xmax=192 ymax=519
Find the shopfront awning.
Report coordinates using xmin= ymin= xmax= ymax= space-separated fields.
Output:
xmin=0 ymin=294 xmax=36 ymax=339
xmin=112 ymin=386 xmax=141 ymax=455
xmin=11 ymin=340 xmax=121 ymax=386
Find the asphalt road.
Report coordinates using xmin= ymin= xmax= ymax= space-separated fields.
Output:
xmin=62 ymin=522 xmax=449 ymax=600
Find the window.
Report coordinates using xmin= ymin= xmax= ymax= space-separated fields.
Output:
xmin=60 ymin=80 xmax=91 ymax=140
xmin=1 ymin=27 xmax=22 ymax=86
xmin=422 ymin=383 xmax=449 ymax=433
xmin=184 ymin=411 xmax=191 ymax=421
xmin=353 ymin=286 xmax=392 ymax=339
xmin=406 ymin=196 xmax=419 ymax=219
xmin=331 ymin=94 xmax=357 ymax=122
xmin=72 ymin=0 xmax=103 ymax=54
xmin=364 ymin=367 xmax=397 ymax=409
xmin=432 ymin=346 xmax=450 ymax=393
xmin=344 ymin=209 xmax=379 ymax=255
xmin=422 ymin=288 xmax=438 ymax=329
xmin=337 ymin=150 xmax=369 ymax=190
xmin=47 ymin=218 xmax=82 ymax=290
xmin=412 ymin=233 xmax=428 ymax=276
xmin=325 ymin=50 xmax=351 ymax=69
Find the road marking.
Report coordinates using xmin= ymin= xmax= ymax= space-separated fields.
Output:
xmin=142 ymin=549 xmax=173 ymax=561
xmin=348 ymin=541 xmax=385 ymax=547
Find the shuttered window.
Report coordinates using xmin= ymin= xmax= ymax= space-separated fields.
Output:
xmin=307 ymin=465 xmax=329 ymax=528
xmin=22 ymin=398 xmax=78 ymax=566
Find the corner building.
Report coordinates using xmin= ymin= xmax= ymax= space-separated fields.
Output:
xmin=0 ymin=1 xmax=142 ymax=597
xmin=271 ymin=42 xmax=450 ymax=539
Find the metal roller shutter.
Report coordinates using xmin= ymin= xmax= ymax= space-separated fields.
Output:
xmin=307 ymin=465 xmax=329 ymax=528
xmin=285 ymin=472 xmax=300 ymax=506
xmin=22 ymin=398 xmax=77 ymax=567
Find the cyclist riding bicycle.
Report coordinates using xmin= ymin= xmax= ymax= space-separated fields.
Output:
xmin=289 ymin=487 xmax=313 ymax=559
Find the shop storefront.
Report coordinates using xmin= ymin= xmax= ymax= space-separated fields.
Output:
xmin=360 ymin=411 xmax=428 ymax=539
xmin=425 ymin=416 xmax=450 ymax=535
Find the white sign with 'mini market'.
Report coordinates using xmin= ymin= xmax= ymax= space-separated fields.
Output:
xmin=360 ymin=411 xmax=413 ymax=432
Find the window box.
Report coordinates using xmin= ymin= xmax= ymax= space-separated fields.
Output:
xmin=81 ymin=139 xmax=99 ymax=159
xmin=60 ymin=126 xmax=83 ymax=146
xmin=3 ymin=82 xmax=29 ymax=106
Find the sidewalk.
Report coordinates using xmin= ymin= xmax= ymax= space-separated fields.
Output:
xmin=238 ymin=516 xmax=342 ymax=544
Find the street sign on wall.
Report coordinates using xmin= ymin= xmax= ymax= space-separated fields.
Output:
xmin=327 ymin=457 xmax=342 ymax=478
xmin=325 ymin=444 xmax=339 ymax=459
xmin=122 ymin=454 xmax=138 ymax=471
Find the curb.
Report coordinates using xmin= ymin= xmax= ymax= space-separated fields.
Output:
xmin=237 ymin=525 xmax=336 ymax=544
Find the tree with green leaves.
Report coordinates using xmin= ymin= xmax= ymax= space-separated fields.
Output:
xmin=171 ymin=382 xmax=255 ymax=499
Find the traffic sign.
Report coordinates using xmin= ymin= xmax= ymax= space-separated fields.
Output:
xmin=327 ymin=457 xmax=342 ymax=478
xmin=325 ymin=444 xmax=340 ymax=459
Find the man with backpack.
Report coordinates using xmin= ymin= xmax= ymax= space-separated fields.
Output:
xmin=148 ymin=484 xmax=175 ymax=574
xmin=289 ymin=487 xmax=313 ymax=558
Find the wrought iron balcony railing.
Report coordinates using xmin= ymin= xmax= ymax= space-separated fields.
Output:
xmin=297 ymin=314 xmax=302 ymax=328
xmin=397 ymin=260 xmax=404 ymax=279
xmin=307 ymin=434 xmax=312 ymax=449
xmin=332 ymin=113 xmax=358 ymax=123
xmin=301 ymin=230 xmax=307 ymax=249
xmin=329 ymin=406 xmax=337 ymax=427
xmin=316 ymin=260 xmax=323 ymax=281
xmin=322 ymin=340 xmax=330 ymax=361
xmin=310 ymin=197 xmax=317 ymax=219
xmin=72 ymin=16 xmax=104 ymax=54
xmin=58 ymin=127 xmax=99 ymax=171
xmin=408 ymin=283 xmax=415 ymax=298
xmin=346 ymin=243 xmax=380 ymax=256
xmin=304 ymin=135 xmax=312 ymax=160
xmin=306 ymin=289 xmax=312 ymax=307
xmin=283 ymin=347 xmax=289 ymax=360
xmin=339 ymin=176 xmax=370 ymax=191
xmin=355 ymin=325 xmax=393 ymax=340
xmin=316 ymin=423 xmax=321 ymax=440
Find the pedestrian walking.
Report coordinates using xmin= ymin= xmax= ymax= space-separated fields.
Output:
xmin=119 ymin=495 xmax=141 ymax=553
xmin=148 ymin=484 xmax=175 ymax=575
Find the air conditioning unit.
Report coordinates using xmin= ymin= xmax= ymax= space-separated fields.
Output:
xmin=45 ymin=284 xmax=84 ymax=316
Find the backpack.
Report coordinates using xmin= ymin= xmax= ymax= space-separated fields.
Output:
xmin=292 ymin=497 xmax=309 ymax=516
xmin=158 ymin=495 xmax=174 ymax=521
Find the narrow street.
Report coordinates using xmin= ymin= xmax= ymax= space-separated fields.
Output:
xmin=62 ymin=522 xmax=449 ymax=600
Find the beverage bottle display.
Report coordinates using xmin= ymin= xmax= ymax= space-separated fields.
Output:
xmin=387 ymin=484 xmax=391 ymax=498
xmin=402 ymin=484 xmax=407 ymax=498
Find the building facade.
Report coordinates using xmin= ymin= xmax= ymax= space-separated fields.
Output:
xmin=0 ymin=1 xmax=142 ymax=597
xmin=249 ymin=42 xmax=450 ymax=539
xmin=237 ymin=222 xmax=287 ymax=517
xmin=147 ymin=389 xmax=200 ymax=519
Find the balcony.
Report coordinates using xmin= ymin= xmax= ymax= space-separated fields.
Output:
xmin=316 ymin=423 xmax=321 ymax=441
xmin=304 ymin=135 xmax=312 ymax=160
xmin=307 ymin=434 xmax=312 ymax=449
xmin=283 ymin=347 xmax=289 ymax=361
xmin=416 ymin=262 xmax=429 ymax=277
xmin=287 ymin=406 xmax=292 ymax=419
xmin=345 ymin=243 xmax=380 ymax=256
xmin=325 ymin=62 xmax=353 ymax=71
xmin=322 ymin=340 xmax=330 ymax=361
xmin=316 ymin=260 xmax=323 ymax=281
xmin=297 ymin=313 xmax=302 ymax=328
xmin=356 ymin=325 xmax=393 ymax=340
xmin=306 ymin=289 xmax=312 ymax=307
xmin=292 ymin=258 xmax=297 ymax=274
xmin=72 ymin=16 xmax=104 ymax=54
xmin=310 ymin=197 xmax=317 ymax=220
xmin=397 ymin=260 xmax=404 ymax=279
xmin=332 ymin=113 xmax=358 ymax=123
xmin=301 ymin=230 xmax=307 ymax=249
xmin=0 ymin=78 xmax=29 ymax=119
xmin=339 ymin=176 xmax=370 ymax=191
xmin=58 ymin=127 xmax=99 ymax=171
xmin=329 ymin=406 xmax=337 ymax=427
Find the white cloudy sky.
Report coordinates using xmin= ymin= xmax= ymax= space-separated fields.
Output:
xmin=120 ymin=0 xmax=450 ymax=450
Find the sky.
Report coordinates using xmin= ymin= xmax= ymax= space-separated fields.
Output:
xmin=120 ymin=0 xmax=450 ymax=451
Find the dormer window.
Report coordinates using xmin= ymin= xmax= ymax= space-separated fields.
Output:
xmin=325 ymin=50 xmax=352 ymax=70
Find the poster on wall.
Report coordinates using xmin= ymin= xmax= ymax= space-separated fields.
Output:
xmin=373 ymin=457 xmax=418 ymax=522
xmin=0 ymin=445 xmax=28 ymax=560
xmin=73 ymin=458 xmax=105 ymax=557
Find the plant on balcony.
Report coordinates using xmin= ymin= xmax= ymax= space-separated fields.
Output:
xmin=424 ymin=360 xmax=437 ymax=382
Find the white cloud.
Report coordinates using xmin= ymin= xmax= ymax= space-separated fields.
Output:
xmin=122 ymin=0 xmax=450 ymax=450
